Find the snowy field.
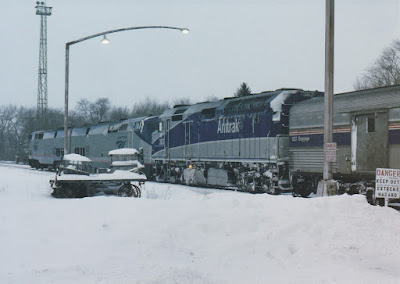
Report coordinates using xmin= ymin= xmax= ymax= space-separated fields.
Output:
xmin=1 ymin=164 xmax=400 ymax=283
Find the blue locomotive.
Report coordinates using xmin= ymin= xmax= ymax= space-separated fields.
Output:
xmin=151 ymin=88 xmax=321 ymax=193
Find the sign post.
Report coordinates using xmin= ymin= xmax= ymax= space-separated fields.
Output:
xmin=375 ymin=168 xmax=400 ymax=206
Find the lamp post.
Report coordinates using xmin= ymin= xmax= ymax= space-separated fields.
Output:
xmin=64 ymin=26 xmax=189 ymax=154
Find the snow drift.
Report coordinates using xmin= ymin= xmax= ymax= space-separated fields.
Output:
xmin=0 ymin=164 xmax=400 ymax=283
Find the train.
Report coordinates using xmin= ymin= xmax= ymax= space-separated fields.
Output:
xmin=28 ymin=85 xmax=400 ymax=197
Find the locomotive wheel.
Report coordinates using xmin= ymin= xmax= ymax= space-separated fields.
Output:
xmin=118 ymin=183 xmax=134 ymax=197
xmin=132 ymin=184 xmax=141 ymax=198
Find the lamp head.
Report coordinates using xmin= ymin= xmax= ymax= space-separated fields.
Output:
xmin=101 ymin=35 xmax=110 ymax=44
xmin=181 ymin=28 xmax=189 ymax=35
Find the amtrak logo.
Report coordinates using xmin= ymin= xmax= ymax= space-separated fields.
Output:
xmin=217 ymin=117 xmax=240 ymax=134
xmin=116 ymin=140 xmax=127 ymax=148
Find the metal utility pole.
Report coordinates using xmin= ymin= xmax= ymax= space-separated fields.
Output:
xmin=318 ymin=0 xmax=337 ymax=196
xmin=35 ymin=1 xmax=52 ymax=125
xmin=324 ymin=0 xmax=334 ymax=181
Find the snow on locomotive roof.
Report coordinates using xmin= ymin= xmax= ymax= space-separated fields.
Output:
xmin=159 ymin=105 xmax=189 ymax=119
xmin=183 ymin=100 xmax=224 ymax=116
xmin=270 ymin=90 xmax=298 ymax=121
xmin=108 ymin=148 xmax=138 ymax=156
xmin=63 ymin=153 xmax=92 ymax=162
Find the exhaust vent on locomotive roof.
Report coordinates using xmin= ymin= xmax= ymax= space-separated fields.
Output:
xmin=174 ymin=108 xmax=188 ymax=114
xmin=275 ymin=88 xmax=303 ymax=91
xmin=173 ymin=104 xmax=189 ymax=108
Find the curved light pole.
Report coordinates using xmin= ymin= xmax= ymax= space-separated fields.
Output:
xmin=64 ymin=26 xmax=189 ymax=154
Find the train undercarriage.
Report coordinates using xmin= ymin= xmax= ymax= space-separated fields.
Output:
xmin=290 ymin=172 xmax=377 ymax=198
xmin=152 ymin=159 xmax=292 ymax=194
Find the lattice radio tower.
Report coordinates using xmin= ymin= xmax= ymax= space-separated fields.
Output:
xmin=35 ymin=1 xmax=52 ymax=121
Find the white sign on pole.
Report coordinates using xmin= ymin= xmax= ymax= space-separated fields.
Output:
xmin=325 ymin=142 xmax=337 ymax=162
xmin=375 ymin=168 xmax=400 ymax=203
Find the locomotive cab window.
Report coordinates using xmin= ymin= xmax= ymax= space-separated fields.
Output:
xmin=74 ymin=147 xmax=86 ymax=156
xmin=367 ymin=117 xmax=375 ymax=133
xmin=118 ymin=124 xmax=128 ymax=132
xmin=201 ymin=108 xmax=216 ymax=119
xmin=172 ymin=115 xmax=183 ymax=121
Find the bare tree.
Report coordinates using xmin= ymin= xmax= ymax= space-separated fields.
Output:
xmin=109 ymin=106 xmax=130 ymax=121
xmin=95 ymin=98 xmax=111 ymax=122
xmin=131 ymin=98 xmax=170 ymax=117
xmin=354 ymin=40 xmax=400 ymax=90
xmin=75 ymin=97 xmax=111 ymax=123
xmin=75 ymin=98 xmax=95 ymax=123
xmin=172 ymin=97 xmax=191 ymax=107
xmin=204 ymin=95 xmax=220 ymax=102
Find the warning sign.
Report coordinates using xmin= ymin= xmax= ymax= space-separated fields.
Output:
xmin=325 ymin=142 xmax=337 ymax=162
xmin=375 ymin=168 xmax=400 ymax=199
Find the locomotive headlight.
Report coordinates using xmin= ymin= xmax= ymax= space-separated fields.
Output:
xmin=188 ymin=164 xmax=193 ymax=169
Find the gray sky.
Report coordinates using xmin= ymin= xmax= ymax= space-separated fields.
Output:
xmin=1 ymin=0 xmax=400 ymax=109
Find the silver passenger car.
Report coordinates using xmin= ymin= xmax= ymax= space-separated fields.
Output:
xmin=289 ymin=85 xmax=400 ymax=194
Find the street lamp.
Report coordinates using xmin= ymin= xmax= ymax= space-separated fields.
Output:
xmin=101 ymin=35 xmax=110 ymax=44
xmin=64 ymin=26 xmax=189 ymax=154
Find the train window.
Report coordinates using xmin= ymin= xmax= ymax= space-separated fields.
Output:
xmin=74 ymin=147 xmax=86 ymax=156
xmin=201 ymin=108 xmax=216 ymax=119
xmin=35 ymin=133 xmax=44 ymax=139
xmin=56 ymin=148 xmax=64 ymax=157
xmin=108 ymin=124 xmax=119 ymax=133
xmin=118 ymin=124 xmax=128 ymax=132
xmin=174 ymin=108 xmax=187 ymax=114
xmin=172 ymin=115 xmax=183 ymax=121
xmin=367 ymin=117 xmax=375 ymax=133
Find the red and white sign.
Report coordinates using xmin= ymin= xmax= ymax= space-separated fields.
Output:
xmin=376 ymin=168 xmax=400 ymax=199
xmin=325 ymin=142 xmax=337 ymax=162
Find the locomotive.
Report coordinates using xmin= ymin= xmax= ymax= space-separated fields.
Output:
xmin=151 ymin=88 xmax=321 ymax=193
xmin=28 ymin=116 xmax=158 ymax=176
xmin=27 ymin=85 xmax=400 ymax=197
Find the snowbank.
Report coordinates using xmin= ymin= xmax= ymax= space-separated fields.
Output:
xmin=63 ymin=153 xmax=92 ymax=162
xmin=1 ymin=164 xmax=400 ymax=283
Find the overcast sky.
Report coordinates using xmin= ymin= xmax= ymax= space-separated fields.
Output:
xmin=1 ymin=0 xmax=400 ymax=109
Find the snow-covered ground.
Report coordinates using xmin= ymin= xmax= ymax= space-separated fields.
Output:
xmin=1 ymin=164 xmax=400 ymax=283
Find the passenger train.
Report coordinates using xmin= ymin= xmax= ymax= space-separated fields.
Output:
xmin=28 ymin=85 xmax=400 ymax=197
